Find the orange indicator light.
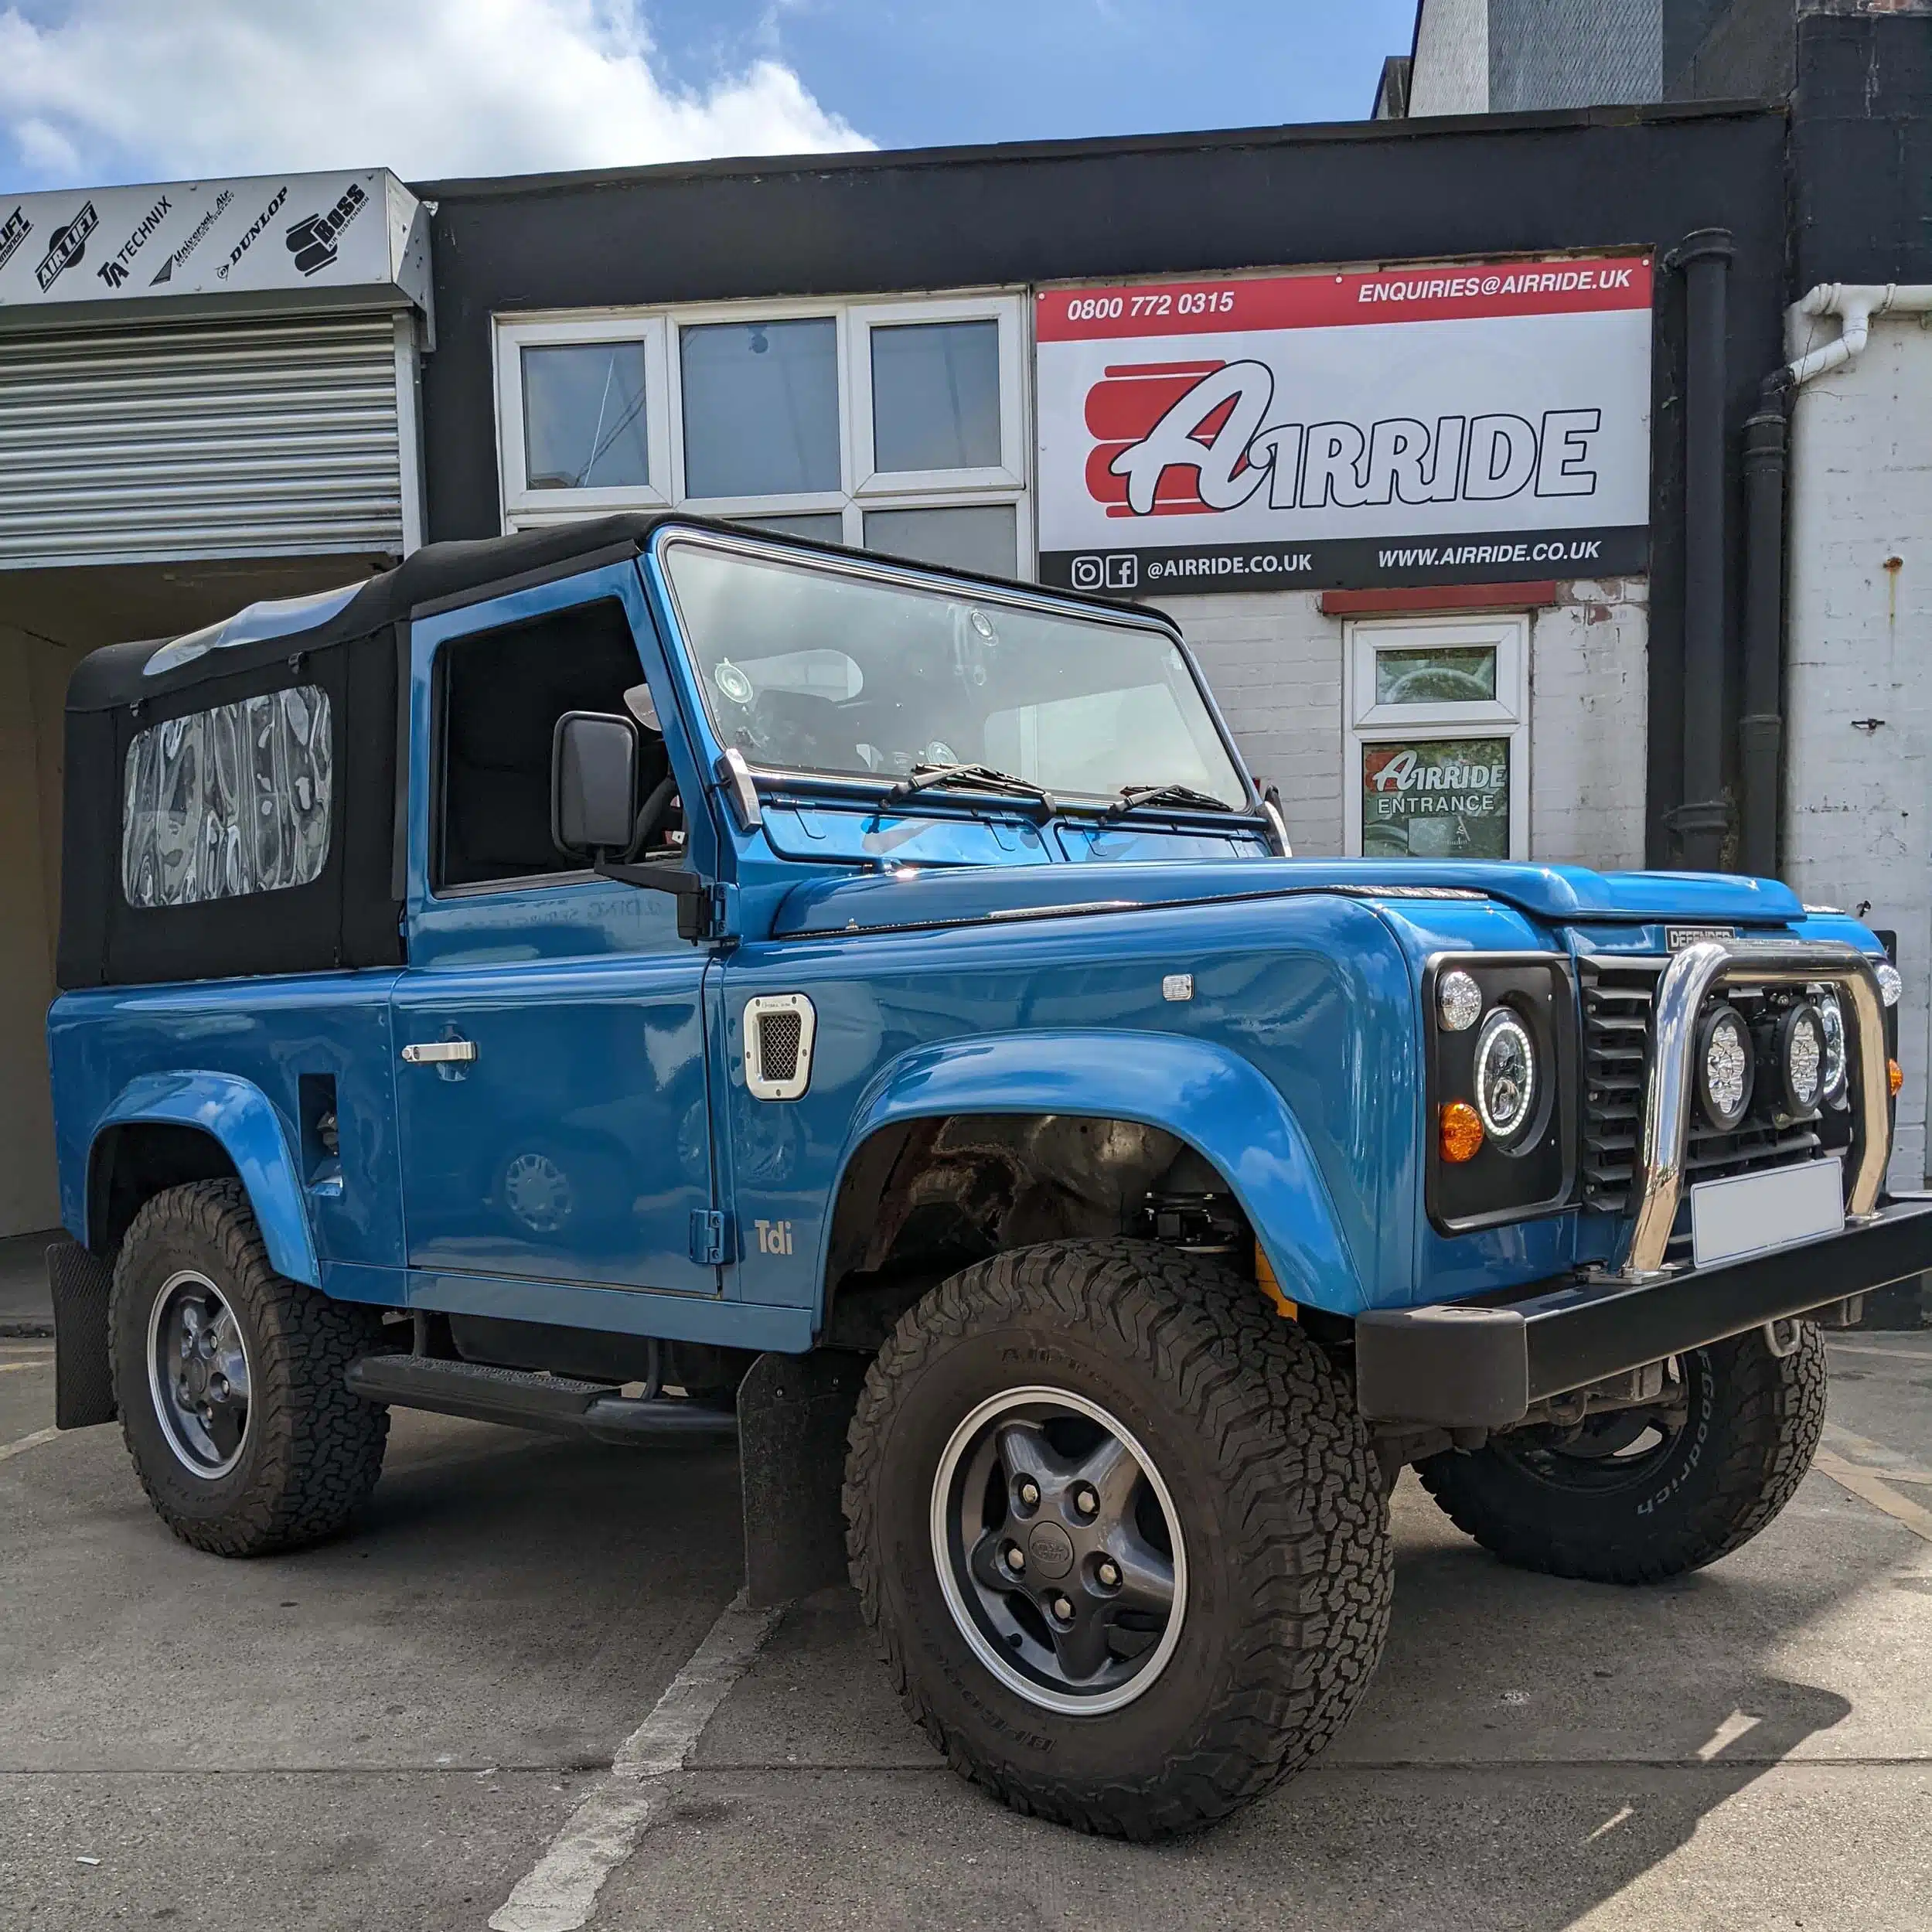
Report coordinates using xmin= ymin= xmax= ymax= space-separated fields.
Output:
xmin=1440 ymin=1101 xmax=1485 ymax=1164
xmin=1890 ymin=1059 xmax=1905 ymax=1097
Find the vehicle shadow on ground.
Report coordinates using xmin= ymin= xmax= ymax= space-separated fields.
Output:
xmin=656 ymin=1473 xmax=1907 ymax=1932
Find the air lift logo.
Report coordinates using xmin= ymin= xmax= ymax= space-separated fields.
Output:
xmin=34 ymin=200 xmax=97 ymax=291
xmin=1036 ymin=257 xmax=1654 ymax=595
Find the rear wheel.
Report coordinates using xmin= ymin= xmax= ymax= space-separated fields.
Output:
xmin=111 ymin=1181 xmax=390 ymax=1556
xmin=1417 ymin=1325 xmax=1827 ymax=1583
xmin=844 ymin=1239 xmax=1392 ymax=1838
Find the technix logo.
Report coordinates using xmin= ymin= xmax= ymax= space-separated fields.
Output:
xmin=35 ymin=201 xmax=97 ymax=291
xmin=97 ymin=193 xmax=172 ymax=288
xmin=0 ymin=206 xmax=30 ymax=277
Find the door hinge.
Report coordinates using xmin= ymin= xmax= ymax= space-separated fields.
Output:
xmin=689 ymin=1208 xmax=734 ymax=1267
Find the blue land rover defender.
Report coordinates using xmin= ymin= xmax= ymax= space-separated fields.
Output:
xmin=45 ymin=516 xmax=1931 ymax=1838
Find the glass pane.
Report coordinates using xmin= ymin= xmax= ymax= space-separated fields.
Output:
xmin=664 ymin=540 xmax=1245 ymax=805
xmin=123 ymin=687 xmax=332 ymax=907
xmin=1374 ymin=645 xmax=1498 ymax=706
xmin=680 ymin=319 xmax=839 ymax=498
xmin=521 ymin=342 xmax=651 ymax=490
xmin=732 ymin=513 xmax=846 ymax=543
xmin=1361 ymin=737 xmax=1510 ymax=859
xmin=870 ymin=320 xmax=1001 ymax=472
xmin=864 ymin=504 xmax=1017 ymax=578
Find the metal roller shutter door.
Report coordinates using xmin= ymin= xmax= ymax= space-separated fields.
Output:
xmin=0 ymin=311 xmax=406 ymax=567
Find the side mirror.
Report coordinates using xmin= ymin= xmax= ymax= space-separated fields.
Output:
xmin=552 ymin=711 xmax=638 ymax=858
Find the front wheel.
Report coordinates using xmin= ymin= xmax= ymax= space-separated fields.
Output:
xmin=1417 ymin=1324 xmax=1828 ymax=1583
xmin=844 ymin=1239 xmax=1393 ymax=1838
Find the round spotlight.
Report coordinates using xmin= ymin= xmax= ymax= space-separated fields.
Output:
xmin=1697 ymin=1005 xmax=1753 ymax=1131
xmin=1876 ymin=960 xmax=1903 ymax=1008
xmin=1472 ymin=1008 xmax=1537 ymax=1144
xmin=1811 ymin=990 xmax=1848 ymax=1108
xmin=1777 ymin=1001 xmax=1826 ymax=1116
xmin=1437 ymin=969 xmax=1483 ymax=1033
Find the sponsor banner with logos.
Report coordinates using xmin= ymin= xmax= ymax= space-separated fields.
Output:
xmin=0 ymin=169 xmax=427 ymax=313
xmin=1035 ymin=256 xmax=1652 ymax=596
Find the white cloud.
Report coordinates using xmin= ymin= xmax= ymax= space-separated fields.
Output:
xmin=0 ymin=0 xmax=871 ymax=189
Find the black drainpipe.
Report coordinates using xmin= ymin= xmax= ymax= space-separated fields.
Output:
xmin=1739 ymin=391 xmax=1789 ymax=880
xmin=1665 ymin=229 xmax=1735 ymax=871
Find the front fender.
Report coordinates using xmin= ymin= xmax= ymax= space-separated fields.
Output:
xmin=91 ymin=1072 xmax=319 ymax=1286
xmin=821 ymin=1028 xmax=1367 ymax=1318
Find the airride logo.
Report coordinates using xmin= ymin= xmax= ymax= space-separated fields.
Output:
xmin=1086 ymin=359 xmax=1605 ymax=520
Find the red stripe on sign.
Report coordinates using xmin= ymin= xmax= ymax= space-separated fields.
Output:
xmin=1038 ymin=257 xmax=1652 ymax=342
xmin=1085 ymin=363 xmax=1224 ymax=438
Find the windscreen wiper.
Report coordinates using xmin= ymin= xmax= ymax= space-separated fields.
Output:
xmin=1101 ymin=782 xmax=1238 ymax=820
xmin=886 ymin=762 xmax=1058 ymax=816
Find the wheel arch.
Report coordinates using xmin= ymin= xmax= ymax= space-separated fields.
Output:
xmin=88 ymin=1073 xmax=320 ymax=1286
xmin=815 ymin=1029 xmax=1368 ymax=1337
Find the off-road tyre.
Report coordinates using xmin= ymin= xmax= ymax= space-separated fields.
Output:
xmin=111 ymin=1181 xmax=390 ymax=1556
xmin=844 ymin=1238 xmax=1393 ymax=1839
xmin=1417 ymin=1324 xmax=1827 ymax=1584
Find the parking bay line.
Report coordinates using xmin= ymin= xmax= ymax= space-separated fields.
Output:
xmin=489 ymin=1591 xmax=785 ymax=1932
xmin=0 ymin=1427 xmax=60 ymax=1465
xmin=1827 ymin=1340 xmax=1932 ymax=1364
xmin=1814 ymin=1448 xmax=1932 ymax=1545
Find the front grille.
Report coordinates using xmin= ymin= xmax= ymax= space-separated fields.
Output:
xmin=1578 ymin=956 xmax=1823 ymax=1215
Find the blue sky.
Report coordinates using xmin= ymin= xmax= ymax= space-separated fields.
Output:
xmin=647 ymin=1 xmax=1420 ymax=152
xmin=0 ymin=1 xmax=1419 ymax=195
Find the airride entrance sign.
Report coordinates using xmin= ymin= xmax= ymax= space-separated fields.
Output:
xmin=1034 ymin=256 xmax=1652 ymax=595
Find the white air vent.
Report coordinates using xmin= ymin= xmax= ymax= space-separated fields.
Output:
xmin=744 ymin=993 xmax=816 ymax=1101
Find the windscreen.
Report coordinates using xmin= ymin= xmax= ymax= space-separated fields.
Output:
xmin=662 ymin=539 xmax=1247 ymax=807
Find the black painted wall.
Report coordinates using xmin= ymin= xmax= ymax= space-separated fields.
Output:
xmin=411 ymin=105 xmax=1788 ymax=865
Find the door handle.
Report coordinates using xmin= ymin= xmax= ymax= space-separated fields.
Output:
xmin=400 ymin=1040 xmax=477 ymax=1065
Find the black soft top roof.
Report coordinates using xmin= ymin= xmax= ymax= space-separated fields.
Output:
xmin=68 ymin=513 xmax=1151 ymax=715
xmin=66 ymin=513 xmax=686 ymax=714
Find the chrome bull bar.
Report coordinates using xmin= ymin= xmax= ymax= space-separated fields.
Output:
xmin=1604 ymin=939 xmax=1891 ymax=1284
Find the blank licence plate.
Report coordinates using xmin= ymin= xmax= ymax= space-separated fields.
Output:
xmin=1689 ymin=1159 xmax=1845 ymax=1269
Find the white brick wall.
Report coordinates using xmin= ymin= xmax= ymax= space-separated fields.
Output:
xmin=1784 ymin=319 xmax=1932 ymax=1188
xmin=1528 ymin=580 xmax=1650 ymax=871
xmin=1167 ymin=583 xmax=1648 ymax=870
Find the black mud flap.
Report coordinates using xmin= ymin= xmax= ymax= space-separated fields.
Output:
xmin=738 ymin=1348 xmax=869 ymax=1609
xmin=48 ymin=1240 xmax=117 ymax=1429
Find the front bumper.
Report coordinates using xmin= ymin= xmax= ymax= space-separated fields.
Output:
xmin=1355 ymin=1196 xmax=1932 ymax=1429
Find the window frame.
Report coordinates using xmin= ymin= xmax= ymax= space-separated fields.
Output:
xmin=493 ymin=291 xmax=1032 ymax=575
xmin=1343 ymin=614 xmax=1530 ymax=862
xmin=495 ymin=313 xmax=673 ymax=518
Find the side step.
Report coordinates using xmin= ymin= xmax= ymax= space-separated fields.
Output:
xmin=345 ymin=1353 xmax=738 ymax=1445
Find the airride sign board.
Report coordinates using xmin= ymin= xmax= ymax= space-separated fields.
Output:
xmin=0 ymin=169 xmax=429 ymax=315
xmin=1035 ymin=256 xmax=1652 ymax=595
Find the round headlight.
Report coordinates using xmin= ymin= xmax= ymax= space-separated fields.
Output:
xmin=1473 ymin=1008 xmax=1537 ymax=1143
xmin=1814 ymin=990 xmax=1848 ymax=1107
xmin=1778 ymin=1001 xmax=1826 ymax=1116
xmin=1876 ymin=960 xmax=1903 ymax=1008
xmin=1437 ymin=969 xmax=1483 ymax=1033
xmin=1697 ymin=1006 xmax=1754 ymax=1130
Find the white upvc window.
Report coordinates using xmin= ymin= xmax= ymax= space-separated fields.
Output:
xmin=1344 ymin=615 xmax=1530 ymax=861
xmin=494 ymin=291 xmax=1031 ymax=579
